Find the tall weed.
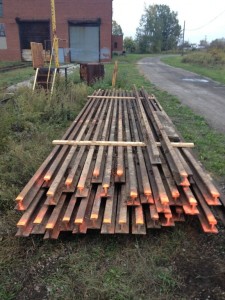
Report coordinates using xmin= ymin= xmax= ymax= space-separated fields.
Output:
xmin=182 ymin=49 xmax=225 ymax=67
xmin=0 ymin=79 xmax=89 ymax=210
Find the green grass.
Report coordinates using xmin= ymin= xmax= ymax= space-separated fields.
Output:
xmin=0 ymin=61 xmax=30 ymax=68
xmin=0 ymin=54 xmax=225 ymax=300
xmin=161 ymin=55 xmax=225 ymax=85
xmin=0 ymin=67 xmax=34 ymax=90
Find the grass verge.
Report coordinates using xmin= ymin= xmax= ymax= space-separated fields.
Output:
xmin=0 ymin=67 xmax=34 ymax=90
xmin=0 ymin=54 xmax=225 ymax=300
xmin=161 ymin=55 xmax=225 ymax=85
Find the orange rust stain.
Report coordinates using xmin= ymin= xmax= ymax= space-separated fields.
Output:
xmin=130 ymin=191 xmax=138 ymax=198
xmin=172 ymin=190 xmax=180 ymax=199
xmin=117 ymin=169 xmax=123 ymax=176
xmin=93 ymin=170 xmax=100 ymax=177
xmin=17 ymin=219 xmax=26 ymax=226
xmin=44 ymin=174 xmax=51 ymax=181
xmin=33 ymin=216 xmax=43 ymax=224
xmin=77 ymin=185 xmax=84 ymax=191
xmin=65 ymin=178 xmax=72 ymax=186
xmin=16 ymin=196 xmax=23 ymax=202
xmin=90 ymin=213 xmax=98 ymax=220
xmin=75 ymin=218 xmax=83 ymax=224
xmin=17 ymin=202 xmax=25 ymax=211
xmin=46 ymin=223 xmax=54 ymax=229
xmin=160 ymin=194 xmax=169 ymax=204
xmin=180 ymin=177 xmax=190 ymax=186
xmin=144 ymin=189 xmax=152 ymax=196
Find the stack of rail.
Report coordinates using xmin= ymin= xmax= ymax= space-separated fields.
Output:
xmin=15 ymin=87 xmax=225 ymax=238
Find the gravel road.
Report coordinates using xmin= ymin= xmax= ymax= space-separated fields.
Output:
xmin=138 ymin=56 xmax=225 ymax=133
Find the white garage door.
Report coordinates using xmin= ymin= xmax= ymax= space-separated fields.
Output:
xmin=70 ymin=26 xmax=99 ymax=63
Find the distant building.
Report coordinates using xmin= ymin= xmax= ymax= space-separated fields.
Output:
xmin=0 ymin=0 xmax=112 ymax=63
xmin=112 ymin=35 xmax=123 ymax=55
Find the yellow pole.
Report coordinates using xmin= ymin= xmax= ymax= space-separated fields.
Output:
xmin=50 ymin=0 xmax=59 ymax=67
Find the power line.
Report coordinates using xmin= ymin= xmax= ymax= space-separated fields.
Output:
xmin=186 ymin=8 xmax=225 ymax=31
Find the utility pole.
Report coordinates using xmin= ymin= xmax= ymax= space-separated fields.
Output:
xmin=50 ymin=0 xmax=59 ymax=67
xmin=182 ymin=21 xmax=185 ymax=56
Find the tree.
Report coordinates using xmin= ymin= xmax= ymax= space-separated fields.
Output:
xmin=178 ymin=40 xmax=191 ymax=50
xmin=112 ymin=20 xmax=123 ymax=35
xmin=199 ymin=39 xmax=209 ymax=48
xmin=209 ymin=38 xmax=225 ymax=50
xmin=136 ymin=5 xmax=181 ymax=53
xmin=123 ymin=37 xmax=136 ymax=53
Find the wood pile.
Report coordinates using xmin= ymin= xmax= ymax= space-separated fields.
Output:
xmin=15 ymin=87 xmax=225 ymax=238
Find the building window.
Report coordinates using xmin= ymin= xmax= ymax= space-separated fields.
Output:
xmin=114 ymin=42 xmax=117 ymax=49
xmin=0 ymin=23 xmax=5 ymax=37
xmin=0 ymin=0 xmax=3 ymax=17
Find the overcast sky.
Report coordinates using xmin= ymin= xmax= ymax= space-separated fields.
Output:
xmin=113 ymin=0 xmax=225 ymax=44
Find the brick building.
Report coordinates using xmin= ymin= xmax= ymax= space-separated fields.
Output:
xmin=112 ymin=35 xmax=123 ymax=55
xmin=0 ymin=0 xmax=113 ymax=63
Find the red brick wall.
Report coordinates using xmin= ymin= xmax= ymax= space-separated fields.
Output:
xmin=112 ymin=35 xmax=123 ymax=54
xmin=0 ymin=0 xmax=112 ymax=61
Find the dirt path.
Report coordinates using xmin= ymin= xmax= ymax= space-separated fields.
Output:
xmin=138 ymin=56 xmax=225 ymax=134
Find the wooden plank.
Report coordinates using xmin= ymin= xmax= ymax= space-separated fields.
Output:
xmin=45 ymin=194 xmax=67 ymax=229
xmin=145 ymin=205 xmax=161 ymax=229
xmin=155 ymin=111 xmax=180 ymax=142
xmin=131 ymin=207 xmax=146 ymax=234
xmin=128 ymin=98 xmax=152 ymax=200
xmin=118 ymin=184 xmax=128 ymax=224
xmin=62 ymin=193 xmax=77 ymax=222
xmin=16 ymin=179 xmax=45 ymax=211
xmin=77 ymin=99 xmax=107 ymax=191
xmin=192 ymin=185 xmax=217 ymax=226
xmin=102 ymin=186 xmax=115 ymax=224
xmin=133 ymin=85 xmax=161 ymax=164
xmin=49 ymin=197 xmax=69 ymax=239
xmin=74 ymin=156 xmax=96 ymax=224
xmin=183 ymin=187 xmax=198 ymax=211
xmin=182 ymin=148 xmax=220 ymax=200
xmin=47 ymin=97 xmax=101 ymax=197
xmin=102 ymin=94 xmax=117 ymax=193
xmin=101 ymin=187 xmax=118 ymax=234
xmin=93 ymin=99 xmax=114 ymax=179
xmin=87 ymin=95 xmax=154 ymax=100
xmin=53 ymin=140 xmax=194 ymax=148
xmin=45 ymin=179 xmax=64 ymax=205
xmin=88 ymin=199 xmax=106 ymax=230
xmin=17 ymin=189 xmax=45 ymax=227
xmin=149 ymin=204 xmax=159 ymax=221
xmin=33 ymin=204 xmax=49 ymax=224
xmin=174 ymin=148 xmax=193 ymax=177
xmin=123 ymin=94 xmax=138 ymax=199
xmin=78 ymin=189 xmax=97 ymax=234
xmin=160 ymin=213 xmax=175 ymax=227
xmin=192 ymin=176 xmax=221 ymax=206
xmin=197 ymin=206 xmax=218 ymax=233
xmin=116 ymin=95 xmax=124 ymax=178
xmin=179 ymin=189 xmax=199 ymax=215
xmin=161 ymin=157 xmax=180 ymax=200
xmin=31 ymin=42 xmax=44 ymax=68
xmin=31 ymin=208 xmax=52 ymax=235
xmin=90 ymin=185 xmax=104 ymax=220
xmin=141 ymin=87 xmax=189 ymax=185
xmin=161 ymin=130 xmax=189 ymax=186
xmin=152 ymin=166 xmax=169 ymax=205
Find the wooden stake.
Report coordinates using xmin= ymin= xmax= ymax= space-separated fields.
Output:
xmin=52 ymin=140 xmax=194 ymax=148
